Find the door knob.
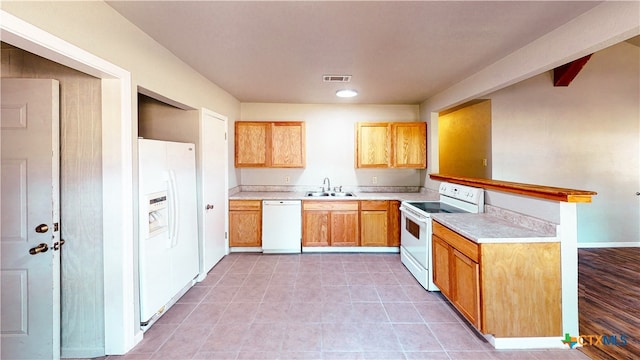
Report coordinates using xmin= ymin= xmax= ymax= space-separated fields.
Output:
xmin=35 ymin=224 xmax=49 ymax=233
xmin=29 ymin=243 xmax=49 ymax=255
xmin=206 ymin=204 xmax=214 ymax=210
xmin=54 ymin=239 xmax=66 ymax=251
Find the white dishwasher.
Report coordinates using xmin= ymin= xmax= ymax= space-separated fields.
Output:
xmin=261 ymin=200 xmax=302 ymax=253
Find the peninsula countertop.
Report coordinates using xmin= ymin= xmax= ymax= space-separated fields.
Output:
xmin=431 ymin=213 xmax=558 ymax=244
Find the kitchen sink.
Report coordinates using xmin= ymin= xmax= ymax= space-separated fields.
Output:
xmin=305 ymin=191 xmax=330 ymax=197
xmin=305 ymin=191 xmax=355 ymax=197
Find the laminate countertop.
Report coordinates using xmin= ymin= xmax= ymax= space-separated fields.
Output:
xmin=229 ymin=191 xmax=439 ymax=202
xmin=431 ymin=213 xmax=558 ymax=244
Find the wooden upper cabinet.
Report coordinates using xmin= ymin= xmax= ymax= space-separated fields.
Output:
xmin=235 ymin=121 xmax=305 ymax=168
xmin=356 ymin=122 xmax=390 ymax=168
xmin=392 ymin=122 xmax=426 ymax=168
xmin=355 ymin=122 xmax=426 ymax=169
xmin=271 ymin=122 xmax=305 ymax=167
xmin=235 ymin=122 xmax=269 ymax=167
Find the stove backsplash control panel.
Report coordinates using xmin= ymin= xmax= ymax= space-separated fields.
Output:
xmin=438 ymin=182 xmax=484 ymax=206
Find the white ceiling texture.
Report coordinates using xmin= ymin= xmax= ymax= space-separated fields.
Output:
xmin=107 ymin=1 xmax=602 ymax=104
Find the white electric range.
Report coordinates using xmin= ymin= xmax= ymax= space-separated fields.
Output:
xmin=399 ymin=182 xmax=484 ymax=291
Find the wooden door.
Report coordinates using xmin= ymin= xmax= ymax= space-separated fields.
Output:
xmin=229 ymin=200 xmax=262 ymax=247
xmin=452 ymin=249 xmax=481 ymax=329
xmin=387 ymin=201 xmax=401 ymax=246
xmin=391 ymin=122 xmax=426 ymax=168
xmin=360 ymin=201 xmax=388 ymax=246
xmin=356 ymin=122 xmax=390 ymax=168
xmin=271 ymin=122 xmax=305 ymax=167
xmin=1 ymin=79 xmax=61 ymax=359
xmin=302 ymin=210 xmax=330 ymax=246
xmin=330 ymin=211 xmax=359 ymax=246
xmin=235 ymin=122 xmax=269 ymax=167
xmin=432 ymin=235 xmax=452 ymax=299
xmin=199 ymin=109 xmax=228 ymax=277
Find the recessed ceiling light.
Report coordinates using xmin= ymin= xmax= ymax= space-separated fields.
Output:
xmin=336 ymin=89 xmax=358 ymax=98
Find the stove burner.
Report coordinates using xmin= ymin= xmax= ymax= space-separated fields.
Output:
xmin=406 ymin=201 xmax=467 ymax=214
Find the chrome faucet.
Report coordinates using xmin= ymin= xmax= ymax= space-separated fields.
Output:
xmin=322 ymin=177 xmax=331 ymax=192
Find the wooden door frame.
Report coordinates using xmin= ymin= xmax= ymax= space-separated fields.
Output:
xmin=1 ymin=10 xmax=139 ymax=354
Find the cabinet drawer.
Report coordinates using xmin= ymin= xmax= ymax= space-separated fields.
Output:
xmin=303 ymin=200 xmax=359 ymax=211
xmin=229 ymin=200 xmax=262 ymax=211
xmin=432 ymin=221 xmax=479 ymax=262
xmin=360 ymin=200 xmax=388 ymax=211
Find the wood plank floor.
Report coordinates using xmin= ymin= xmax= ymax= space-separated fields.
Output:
xmin=578 ymin=247 xmax=640 ymax=360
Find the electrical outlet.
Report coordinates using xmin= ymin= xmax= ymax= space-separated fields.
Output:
xmin=482 ymin=159 xmax=488 ymax=167
xmin=372 ymin=176 xmax=378 ymax=184
xmin=284 ymin=176 xmax=290 ymax=184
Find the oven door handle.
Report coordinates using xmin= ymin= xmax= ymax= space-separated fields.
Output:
xmin=400 ymin=206 xmax=429 ymax=224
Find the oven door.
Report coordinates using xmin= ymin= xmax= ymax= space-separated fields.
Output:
xmin=400 ymin=206 xmax=431 ymax=268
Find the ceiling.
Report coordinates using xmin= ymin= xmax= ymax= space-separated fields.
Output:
xmin=107 ymin=1 xmax=603 ymax=104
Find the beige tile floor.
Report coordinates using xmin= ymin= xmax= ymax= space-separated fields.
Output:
xmin=105 ymin=253 xmax=591 ymax=360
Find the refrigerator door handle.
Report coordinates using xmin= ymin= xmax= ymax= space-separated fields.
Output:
xmin=168 ymin=170 xmax=179 ymax=248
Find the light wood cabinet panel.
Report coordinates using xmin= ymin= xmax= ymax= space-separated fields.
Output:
xmin=271 ymin=122 xmax=305 ymax=167
xmin=391 ymin=122 xmax=426 ymax=168
xmin=481 ymin=243 xmax=562 ymax=337
xmin=360 ymin=200 xmax=400 ymax=247
xmin=235 ymin=121 xmax=305 ymax=168
xmin=331 ymin=211 xmax=360 ymax=246
xmin=387 ymin=200 xmax=401 ymax=246
xmin=355 ymin=122 xmax=426 ymax=169
xmin=356 ymin=122 xmax=390 ymax=167
xmin=452 ymin=249 xmax=481 ymax=329
xmin=302 ymin=210 xmax=330 ymax=246
xmin=229 ymin=200 xmax=262 ymax=247
xmin=235 ymin=122 xmax=269 ymax=167
xmin=432 ymin=235 xmax=452 ymax=299
xmin=360 ymin=210 xmax=387 ymax=246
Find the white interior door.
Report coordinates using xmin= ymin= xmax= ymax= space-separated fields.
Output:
xmin=1 ymin=78 xmax=61 ymax=359
xmin=198 ymin=109 xmax=228 ymax=278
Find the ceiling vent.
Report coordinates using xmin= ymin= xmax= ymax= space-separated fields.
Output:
xmin=323 ymin=75 xmax=352 ymax=83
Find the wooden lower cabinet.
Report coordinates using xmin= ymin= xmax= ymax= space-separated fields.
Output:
xmin=360 ymin=201 xmax=388 ymax=246
xmin=229 ymin=200 xmax=262 ymax=247
xmin=432 ymin=220 xmax=562 ymax=338
xmin=360 ymin=200 xmax=401 ymax=247
xmin=302 ymin=201 xmax=359 ymax=246
xmin=451 ymin=249 xmax=481 ymax=329
xmin=432 ymin=235 xmax=452 ymax=299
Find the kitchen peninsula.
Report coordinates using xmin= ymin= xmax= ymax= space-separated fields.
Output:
xmin=428 ymin=174 xmax=596 ymax=349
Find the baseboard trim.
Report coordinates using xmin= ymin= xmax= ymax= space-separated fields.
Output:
xmin=61 ymin=347 xmax=105 ymax=358
xmin=577 ymin=242 xmax=640 ymax=248
xmin=302 ymin=246 xmax=400 ymax=253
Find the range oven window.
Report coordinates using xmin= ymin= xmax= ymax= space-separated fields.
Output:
xmin=406 ymin=218 xmax=421 ymax=239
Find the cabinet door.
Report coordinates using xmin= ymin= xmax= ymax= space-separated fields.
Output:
xmin=229 ymin=210 xmax=262 ymax=247
xmin=360 ymin=210 xmax=387 ymax=246
xmin=391 ymin=122 xmax=426 ymax=168
xmin=302 ymin=210 xmax=330 ymax=246
xmin=432 ymin=235 xmax=452 ymax=298
xmin=356 ymin=122 xmax=390 ymax=168
xmin=452 ymin=249 xmax=481 ymax=329
xmin=387 ymin=200 xmax=401 ymax=246
xmin=235 ymin=122 xmax=269 ymax=167
xmin=271 ymin=122 xmax=305 ymax=167
xmin=331 ymin=211 xmax=359 ymax=246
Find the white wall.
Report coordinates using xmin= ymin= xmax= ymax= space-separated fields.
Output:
xmin=489 ymin=41 xmax=639 ymax=245
xmin=0 ymin=1 xmax=242 ymax=188
xmin=420 ymin=2 xmax=639 ymax=246
xmin=239 ymin=103 xmax=421 ymax=189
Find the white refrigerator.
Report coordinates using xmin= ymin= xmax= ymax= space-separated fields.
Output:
xmin=138 ymin=139 xmax=199 ymax=325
